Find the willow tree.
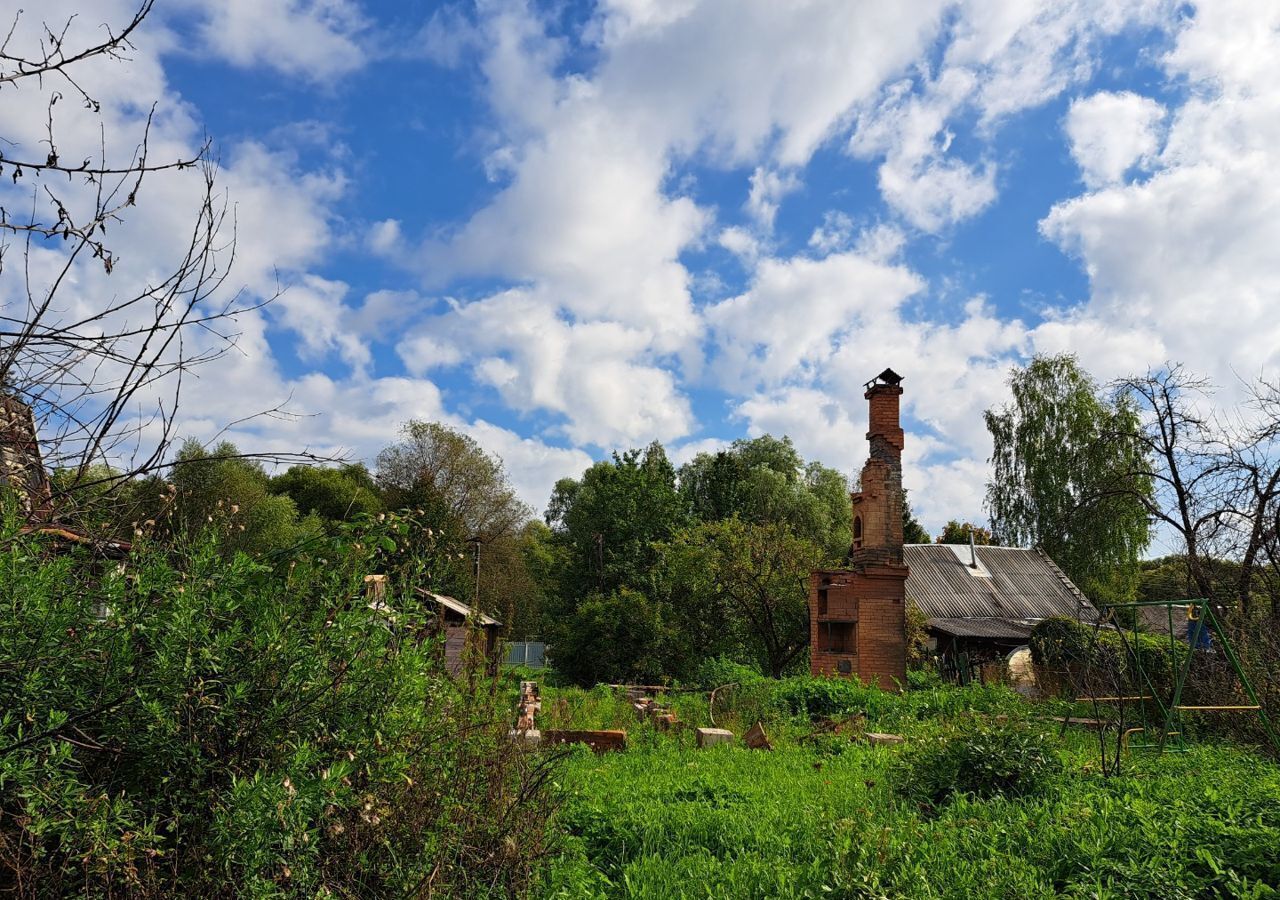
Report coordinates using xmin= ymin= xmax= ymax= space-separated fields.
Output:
xmin=984 ymin=354 xmax=1152 ymax=605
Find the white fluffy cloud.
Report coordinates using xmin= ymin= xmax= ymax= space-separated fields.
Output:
xmin=398 ymin=289 xmax=695 ymax=448
xmin=850 ymin=0 xmax=1168 ymax=231
xmin=407 ymin=0 xmax=955 ymax=449
xmin=1065 ymin=91 xmax=1166 ymax=188
xmin=13 ymin=0 xmax=1277 ymax=534
xmin=388 ymin=0 xmax=1193 ymax=523
xmin=707 ymin=250 xmax=924 ymax=389
xmin=0 ymin=0 xmax=585 ymax=514
xmin=746 ymin=167 xmax=802 ymax=230
xmin=1039 ymin=1 xmax=1280 ymax=391
xmin=180 ymin=0 xmax=369 ymax=82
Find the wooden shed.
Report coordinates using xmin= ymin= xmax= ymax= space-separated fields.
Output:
xmin=416 ymin=589 xmax=503 ymax=674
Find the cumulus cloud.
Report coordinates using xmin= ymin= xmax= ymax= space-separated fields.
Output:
xmin=375 ymin=0 xmax=1190 ymax=520
xmin=745 ymin=167 xmax=802 ymax=230
xmin=1038 ymin=0 xmax=1280 ymax=391
xmin=398 ymin=290 xmax=695 ymax=448
xmin=400 ymin=0 xmax=954 ymax=449
xmin=707 ymin=250 xmax=924 ymax=389
xmin=1065 ymin=91 xmax=1166 ymax=188
xmin=181 ymin=0 xmax=369 ymax=82
xmin=0 ymin=0 xmax=586 ymax=515
xmin=850 ymin=0 xmax=1167 ymax=231
xmin=808 ymin=212 xmax=855 ymax=255
xmin=17 ymin=0 xmax=1275 ymax=532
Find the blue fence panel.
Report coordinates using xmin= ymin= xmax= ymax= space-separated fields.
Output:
xmin=506 ymin=641 xmax=546 ymax=668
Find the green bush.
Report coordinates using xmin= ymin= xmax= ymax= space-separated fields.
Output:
xmin=906 ymin=666 xmax=944 ymax=690
xmin=893 ymin=718 xmax=1063 ymax=805
xmin=0 ymin=508 xmax=555 ymax=897
xmin=541 ymin=716 xmax=1280 ymax=898
xmin=1031 ymin=615 xmax=1189 ymax=698
xmin=770 ymin=676 xmax=885 ymax=719
xmin=693 ymin=655 xmax=766 ymax=689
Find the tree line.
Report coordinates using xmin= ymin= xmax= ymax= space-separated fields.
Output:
xmin=37 ymin=352 xmax=1280 ymax=688
xmin=985 ymin=354 xmax=1280 ymax=627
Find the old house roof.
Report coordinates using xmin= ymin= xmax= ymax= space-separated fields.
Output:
xmin=1134 ymin=603 xmax=1206 ymax=639
xmin=924 ymin=617 xmax=1041 ymax=641
xmin=903 ymin=544 xmax=1097 ymax=637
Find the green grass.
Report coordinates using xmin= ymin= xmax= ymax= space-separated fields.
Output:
xmin=527 ymin=678 xmax=1280 ymax=899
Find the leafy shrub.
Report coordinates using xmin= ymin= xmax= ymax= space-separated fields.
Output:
xmin=1030 ymin=615 xmax=1188 ymax=698
xmin=543 ymin=719 xmax=1280 ymax=898
xmin=693 ymin=655 xmax=766 ymax=689
xmin=904 ymin=598 xmax=932 ymax=668
xmin=0 ymin=508 xmax=556 ymax=897
xmin=893 ymin=718 xmax=1063 ymax=805
xmin=906 ymin=667 xmax=944 ymax=690
xmin=772 ymin=676 xmax=878 ymax=719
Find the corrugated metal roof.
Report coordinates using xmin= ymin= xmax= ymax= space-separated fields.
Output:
xmin=926 ymin=617 xmax=1037 ymax=640
xmin=1136 ymin=604 xmax=1192 ymax=638
xmin=904 ymin=544 xmax=1096 ymax=622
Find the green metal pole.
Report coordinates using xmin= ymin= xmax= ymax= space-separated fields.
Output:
xmin=1204 ymin=603 xmax=1280 ymax=754
xmin=1111 ymin=613 xmax=1173 ymax=734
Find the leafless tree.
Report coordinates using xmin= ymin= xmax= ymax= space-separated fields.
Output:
xmin=0 ymin=2 xmax=313 ymax=515
xmin=1112 ymin=365 xmax=1280 ymax=621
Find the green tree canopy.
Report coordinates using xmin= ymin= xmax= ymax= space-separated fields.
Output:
xmin=542 ymin=442 xmax=688 ymax=681
xmin=376 ymin=421 xmax=530 ymax=542
xmin=936 ymin=520 xmax=992 ymax=546
xmin=170 ymin=440 xmax=312 ymax=555
xmin=659 ymin=518 xmax=819 ymax=678
xmin=269 ymin=463 xmax=383 ymax=522
xmin=902 ymin=489 xmax=930 ymax=545
xmin=677 ymin=435 xmax=851 ymax=560
xmin=984 ymin=354 xmax=1152 ymax=604
xmin=374 ymin=422 xmax=534 ymax=618
xmin=546 ymin=441 xmax=688 ymax=599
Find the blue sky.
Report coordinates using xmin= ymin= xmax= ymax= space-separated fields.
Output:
xmin=6 ymin=0 xmax=1278 ymax=540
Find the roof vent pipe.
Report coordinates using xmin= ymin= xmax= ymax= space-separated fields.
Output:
xmin=969 ymin=532 xmax=978 ymax=569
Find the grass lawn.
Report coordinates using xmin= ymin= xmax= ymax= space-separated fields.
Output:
xmin=525 ymin=679 xmax=1280 ymax=899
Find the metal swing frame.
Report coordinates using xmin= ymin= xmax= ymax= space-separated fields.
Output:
xmin=1076 ymin=599 xmax=1280 ymax=758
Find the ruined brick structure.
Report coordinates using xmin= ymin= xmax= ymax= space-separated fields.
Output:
xmin=0 ymin=395 xmax=53 ymax=522
xmin=809 ymin=370 xmax=908 ymax=689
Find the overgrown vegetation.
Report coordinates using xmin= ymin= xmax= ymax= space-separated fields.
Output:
xmin=1029 ymin=616 xmax=1189 ymax=697
xmin=0 ymin=508 xmax=557 ymax=897
xmin=540 ymin=436 xmax=881 ymax=684
xmin=893 ymin=718 xmax=1063 ymax=805
xmin=534 ymin=680 xmax=1280 ymax=898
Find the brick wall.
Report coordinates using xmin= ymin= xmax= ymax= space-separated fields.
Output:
xmin=810 ymin=565 xmax=907 ymax=690
xmin=0 ymin=395 xmax=52 ymax=522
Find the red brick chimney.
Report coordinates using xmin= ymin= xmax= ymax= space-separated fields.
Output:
xmin=850 ymin=369 xmax=905 ymax=565
xmin=809 ymin=368 xmax=909 ymax=689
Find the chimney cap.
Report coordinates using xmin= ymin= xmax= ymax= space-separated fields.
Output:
xmin=865 ymin=367 xmax=904 ymax=390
